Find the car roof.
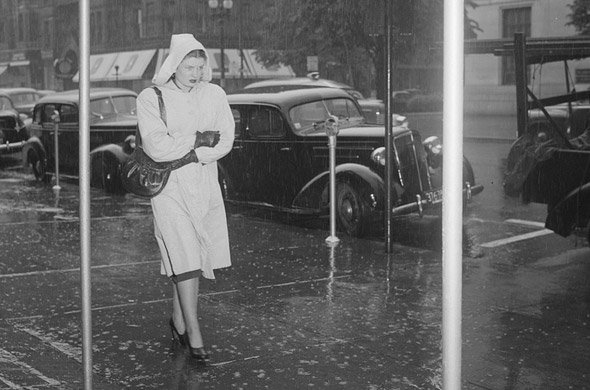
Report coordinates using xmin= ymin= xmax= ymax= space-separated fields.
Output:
xmin=37 ymin=88 xmax=137 ymax=105
xmin=245 ymin=77 xmax=354 ymax=89
xmin=228 ymin=88 xmax=356 ymax=108
xmin=0 ymin=87 xmax=38 ymax=94
xmin=242 ymin=77 xmax=364 ymax=98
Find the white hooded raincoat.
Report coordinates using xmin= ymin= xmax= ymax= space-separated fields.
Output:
xmin=136 ymin=34 xmax=234 ymax=280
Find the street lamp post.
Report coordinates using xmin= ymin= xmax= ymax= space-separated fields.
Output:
xmin=208 ymin=0 xmax=233 ymax=89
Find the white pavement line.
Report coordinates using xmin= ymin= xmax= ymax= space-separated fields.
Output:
xmin=14 ymin=327 xmax=82 ymax=364
xmin=0 ymin=260 xmax=159 ymax=279
xmin=0 ymin=348 xmax=61 ymax=387
xmin=480 ymin=229 xmax=554 ymax=248
xmin=504 ymin=218 xmax=546 ymax=228
xmin=256 ymin=275 xmax=351 ymax=290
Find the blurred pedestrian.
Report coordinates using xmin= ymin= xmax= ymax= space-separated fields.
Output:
xmin=136 ymin=33 xmax=235 ymax=364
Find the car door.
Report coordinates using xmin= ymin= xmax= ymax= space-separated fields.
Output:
xmin=241 ymin=104 xmax=301 ymax=206
xmin=219 ymin=105 xmax=253 ymax=200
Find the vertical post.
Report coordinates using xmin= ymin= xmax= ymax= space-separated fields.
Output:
xmin=514 ymin=33 xmax=527 ymax=138
xmin=114 ymin=65 xmax=119 ymax=88
xmin=443 ymin=0 xmax=464 ymax=389
xmin=384 ymin=0 xmax=394 ymax=252
xmin=220 ymin=16 xmax=226 ymax=89
xmin=325 ymin=116 xmax=340 ymax=246
xmin=52 ymin=110 xmax=61 ymax=191
xmin=79 ymin=0 xmax=93 ymax=388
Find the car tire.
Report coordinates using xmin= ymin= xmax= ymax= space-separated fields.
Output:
xmin=91 ymin=153 xmax=122 ymax=194
xmin=336 ymin=181 xmax=369 ymax=237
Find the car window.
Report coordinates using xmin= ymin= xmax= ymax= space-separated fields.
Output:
xmin=231 ymin=108 xmax=242 ymax=136
xmin=11 ymin=92 xmax=39 ymax=106
xmin=247 ymin=106 xmax=285 ymax=138
xmin=90 ymin=97 xmax=115 ymax=118
xmin=112 ymin=95 xmax=137 ymax=115
xmin=39 ymin=104 xmax=57 ymax=123
xmin=59 ymin=104 xmax=78 ymax=123
xmin=290 ymin=98 xmax=364 ymax=135
xmin=0 ymin=96 xmax=14 ymax=110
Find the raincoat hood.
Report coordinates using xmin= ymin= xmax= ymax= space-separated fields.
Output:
xmin=152 ymin=34 xmax=213 ymax=86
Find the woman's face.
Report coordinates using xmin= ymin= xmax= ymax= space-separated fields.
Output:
xmin=174 ymin=55 xmax=206 ymax=90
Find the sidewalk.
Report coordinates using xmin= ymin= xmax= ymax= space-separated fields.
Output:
xmin=0 ymin=169 xmax=589 ymax=389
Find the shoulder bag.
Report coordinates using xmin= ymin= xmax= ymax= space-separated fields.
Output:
xmin=121 ymin=86 xmax=197 ymax=198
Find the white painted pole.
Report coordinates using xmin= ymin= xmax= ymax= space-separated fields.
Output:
xmin=442 ymin=0 xmax=464 ymax=389
xmin=52 ymin=111 xmax=61 ymax=191
xmin=325 ymin=116 xmax=340 ymax=246
xmin=78 ymin=0 xmax=92 ymax=388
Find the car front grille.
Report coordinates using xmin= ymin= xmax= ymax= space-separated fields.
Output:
xmin=393 ymin=132 xmax=431 ymax=202
xmin=0 ymin=116 xmax=16 ymax=130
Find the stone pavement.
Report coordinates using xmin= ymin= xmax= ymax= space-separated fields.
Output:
xmin=0 ymin=157 xmax=589 ymax=389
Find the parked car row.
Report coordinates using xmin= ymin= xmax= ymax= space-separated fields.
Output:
xmin=0 ymin=87 xmax=57 ymax=148
xmin=22 ymin=86 xmax=483 ymax=237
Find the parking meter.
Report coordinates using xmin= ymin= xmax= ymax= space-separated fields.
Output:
xmin=325 ymin=115 xmax=340 ymax=245
xmin=51 ymin=110 xmax=61 ymax=191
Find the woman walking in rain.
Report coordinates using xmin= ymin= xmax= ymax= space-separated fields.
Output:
xmin=136 ymin=33 xmax=235 ymax=363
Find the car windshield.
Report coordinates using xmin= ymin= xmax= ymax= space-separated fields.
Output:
xmin=0 ymin=96 xmax=14 ymax=111
xmin=89 ymin=95 xmax=136 ymax=119
xmin=11 ymin=92 xmax=39 ymax=106
xmin=289 ymin=98 xmax=364 ymax=135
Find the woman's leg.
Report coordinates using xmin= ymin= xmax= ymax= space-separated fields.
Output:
xmin=174 ymin=276 xmax=204 ymax=348
xmin=171 ymin=286 xmax=185 ymax=333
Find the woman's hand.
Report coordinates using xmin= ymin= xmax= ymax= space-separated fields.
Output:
xmin=194 ymin=131 xmax=220 ymax=148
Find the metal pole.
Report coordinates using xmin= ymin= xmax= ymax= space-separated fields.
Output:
xmin=79 ymin=0 xmax=93 ymax=388
xmin=384 ymin=0 xmax=394 ymax=252
xmin=325 ymin=117 xmax=340 ymax=246
xmin=220 ymin=14 xmax=226 ymax=89
xmin=442 ymin=0 xmax=464 ymax=389
xmin=52 ymin=110 xmax=61 ymax=191
xmin=514 ymin=33 xmax=527 ymax=138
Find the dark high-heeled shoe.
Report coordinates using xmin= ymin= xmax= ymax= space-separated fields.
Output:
xmin=169 ymin=318 xmax=188 ymax=346
xmin=189 ymin=346 xmax=210 ymax=364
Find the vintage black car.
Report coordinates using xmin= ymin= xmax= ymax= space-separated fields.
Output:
xmin=0 ymin=87 xmax=42 ymax=120
xmin=223 ymin=88 xmax=482 ymax=237
xmin=240 ymin=74 xmax=385 ymax=125
xmin=0 ymin=91 xmax=29 ymax=145
xmin=23 ymin=88 xmax=137 ymax=192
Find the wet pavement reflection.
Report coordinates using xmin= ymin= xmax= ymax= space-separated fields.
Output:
xmin=0 ymin=169 xmax=589 ymax=389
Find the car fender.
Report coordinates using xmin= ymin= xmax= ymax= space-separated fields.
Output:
xmin=292 ymin=163 xmax=385 ymax=210
xmin=89 ymin=143 xmax=129 ymax=164
xmin=21 ymin=136 xmax=46 ymax=166
xmin=545 ymin=182 xmax=590 ymax=237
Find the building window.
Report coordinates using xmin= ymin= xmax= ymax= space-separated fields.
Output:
xmin=18 ymin=13 xmax=25 ymax=41
xmin=502 ymin=7 xmax=531 ymax=85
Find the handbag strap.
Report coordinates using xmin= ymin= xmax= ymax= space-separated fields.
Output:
xmin=136 ymin=86 xmax=166 ymax=147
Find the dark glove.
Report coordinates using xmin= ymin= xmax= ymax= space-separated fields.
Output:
xmin=194 ymin=131 xmax=220 ymax=148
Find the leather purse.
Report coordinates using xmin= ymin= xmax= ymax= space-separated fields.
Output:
xmin=121 ymin=86 xmax=197 ymax=198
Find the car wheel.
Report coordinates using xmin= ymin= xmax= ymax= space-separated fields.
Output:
xmin=91 ymin=154 xmax=122 ymax=193
xmin=336 ymin=182 xmax=369 ymax=237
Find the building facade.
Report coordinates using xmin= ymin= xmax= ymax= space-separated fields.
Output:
xmin=0 ymin=0 xmax=294 ymax=93
xmin=465 ymin=0 xmax=590 ymax=115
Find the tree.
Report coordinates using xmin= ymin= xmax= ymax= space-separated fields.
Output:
xmin=567 ymin=0 xmax=590 ymax=34
xmin=255 ymin=0 xmax=481 ymax=98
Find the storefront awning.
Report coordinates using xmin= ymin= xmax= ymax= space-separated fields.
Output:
xmin=243 ymin=49 xmax=295 ymax=79
xmin=73 ymin=49 xmax=156 ymax=82
xmin=152 ymin=48 xmax=294 ymax=81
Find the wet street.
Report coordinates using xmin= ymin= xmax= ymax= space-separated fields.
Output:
xmin=1 ymin=138 xmax=589 ymax=389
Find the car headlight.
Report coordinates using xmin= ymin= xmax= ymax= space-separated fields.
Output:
xmin=370 ymin=146 xmax=386 ymax=166
xmin=423 ymin=136 xmax=442 ymax=168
